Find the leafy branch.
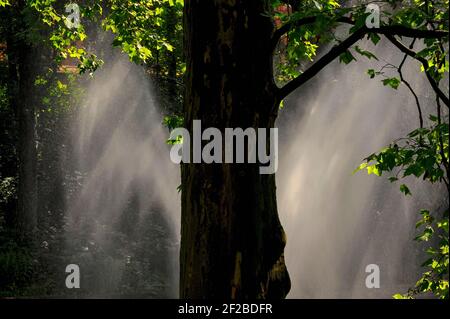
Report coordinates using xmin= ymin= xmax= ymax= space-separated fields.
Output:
xmin=356 ymin=114 xmax=449 ymax=299
xmin=272 ymin=0 xmax=449 ymax=102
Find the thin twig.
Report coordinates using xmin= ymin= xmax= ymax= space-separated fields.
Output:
xmin=397 ymin=38 xmax=424 ymax=128
xmin=385 ymin=34 xmax=450 ymax=108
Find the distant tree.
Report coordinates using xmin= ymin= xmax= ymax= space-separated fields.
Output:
xmin=1 ymin=0 xmax=40 ymax=242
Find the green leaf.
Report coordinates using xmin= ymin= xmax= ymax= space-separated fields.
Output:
xmin=163 ymin=115 xmax=184 ymax=130
xmin=421 ymin=258 xmax=433 ymax=267
xmin=393 ymin=293 xmax=411 ymax=299
xmin=339 ymin=50 xmax=356 ymax=64
xmin=352 ymin=162 xmax=368 ymax=174
xmin=355 ymin=46 xmax=378 ymax=60
xmin=400 ymin=184 xmax=411 ymax=196
xmin=429 ymin=114 xmax=438 ymax=122
xmin=367 ymin=69 xmax=376 ymax=79
xmin=367 ymin=165 xmax=381 ymax=176
xmin=368 ymin=33 xmax=381 ymax=45
xmin=163 ymin=42 xmax=174 ymax=52
xmin=404 ymin=164 xmax=424 ymax=178
xmin=382 ymin=77 xmax=401 ymax=89
xmin=415 ymin=227 xmax=434 ymax=242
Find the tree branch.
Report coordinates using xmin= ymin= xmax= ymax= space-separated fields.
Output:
xmin=385 ymin=34 xmax=450 ymax=108
xmin=271 ymin=14 xmax=448 ymax=52
xmin=436 ymin=94 xmax=450 ymax=191
xmin=397 ymin=38 xmax=424 ymax=128
xmin=276 ymin=27 xmax=365 ymax=100
xmin=276 ymin=24 xmax=449 ymax=101
xmin=271 ymin=16 xmax=322 ymax=51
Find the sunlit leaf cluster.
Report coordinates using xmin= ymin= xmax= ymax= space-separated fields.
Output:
xmin=104 ymin=0 xmax=182 ymax=64
xmin=357 ymin=115 xmax=448 ymax=185
xmin=357 ymin=114 xmax=449 ymax=299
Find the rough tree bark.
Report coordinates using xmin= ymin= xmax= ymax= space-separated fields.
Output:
xmin=180 ymin=0 xmax=290 ymax=298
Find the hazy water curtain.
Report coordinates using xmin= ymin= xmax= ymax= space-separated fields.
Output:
xmin=66 ymin=56 xmax=180 ymax=297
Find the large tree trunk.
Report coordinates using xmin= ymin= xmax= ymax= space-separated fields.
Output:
xmin=17 ymin=46 xmax=38 ymax=242
xmin=181 ymin=0 xmax=290 ymax=298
